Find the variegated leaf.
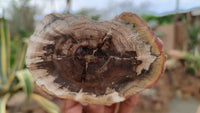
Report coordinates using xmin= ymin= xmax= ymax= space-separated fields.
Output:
xmin=16 ymin=69 xmax=33 ymax=98
xmin=0 ymin=93 xmax=10 ymax=113
xmin=31 ymin=94 xmax=60 ymax=113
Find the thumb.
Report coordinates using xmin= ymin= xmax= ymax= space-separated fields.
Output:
xmin=63 ymin=100 xmax=82 ymax=113
xmin=197 ymin=106 xmax=200 ymax=113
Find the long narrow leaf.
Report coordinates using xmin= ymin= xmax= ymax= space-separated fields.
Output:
xmin=1 ymin=19 xmax=7 ymax=75
xmin=16 ymin=44 xmax=27 ymax=70
xmin=11 ymin=44 xmax=23 ymax=75
xmin=11 ymin=42 xmax=27 ymax=75
xmin=0 ymin=93 xmax=10 ymax=113
xmin=0 ymin=85 xmax=5 ymax=93
xmin=7 ymin=75 xmax=18 ymax=92
xmin=2 ymin=18 xmax=10 ymax=77
xmin=5 ymin=19 xmax=11 ymax=77
xmin=31 ymin=94 xmax=60 ymax=113
xmin=16 ymin=69 xmax=33 ymax=98
xmin=0 ymin=18 xmax=8 ymax=85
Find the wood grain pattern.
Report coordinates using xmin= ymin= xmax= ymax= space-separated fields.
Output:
xmin=26 ymin=12 xmax=166 ymax=105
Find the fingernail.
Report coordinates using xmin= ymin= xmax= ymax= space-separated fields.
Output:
xmin=81 ymin=102 xmax=88 ymax=106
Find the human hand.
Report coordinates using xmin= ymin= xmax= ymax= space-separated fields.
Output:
xmin=197 ymin=105 xmax=200 ymax=113
xmin=63 ymin=94 xmax=139 ymax=113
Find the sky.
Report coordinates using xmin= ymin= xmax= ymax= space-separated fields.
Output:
xmin=30 ymin=0 xmax=200 ymax=15
xmin=72 ymin=0 xmax=200 ymax=14
xmin=1 ymin=0 xmax=200 ymax=19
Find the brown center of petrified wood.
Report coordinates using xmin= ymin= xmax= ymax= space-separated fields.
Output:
xmin=36 ymin=31 xmax=144 ymax=95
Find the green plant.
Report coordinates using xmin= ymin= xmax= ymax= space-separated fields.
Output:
xmin=184 ymin=52 xmax=200 ymax=75
xmin=187 ymin=19 xmax=200 ymax=55
xmin=8 ymin=0 xmax=38 ymax=38
xmin=141 ymin=14 xmax=174 ymax=25
xmin=0 ymin=18 xmax=60 ymax=113
xmin=76 ymin=8 xmax=101 ymax=20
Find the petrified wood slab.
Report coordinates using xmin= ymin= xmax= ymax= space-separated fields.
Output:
xmin=26 ymin=12 xmax=166 ymax=105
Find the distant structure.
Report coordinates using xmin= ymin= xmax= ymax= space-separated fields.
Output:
xmin=155 ymin=8 xmax=200 ymax=51
xmin=187 ymin=8 xmax=200 ymax=23
xmin=174 ymin=8 xmax=200 ymax=50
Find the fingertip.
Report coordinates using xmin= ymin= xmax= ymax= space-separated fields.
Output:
xmin=81 ymin=102 xmax=88 ymax=106
xmin=128 ymin=94 xmax=139 ymax=103
xmin=104 ymin=104 xmax=117 ymax=113
xmin=64 ymin=99 xmax=77 ymax=109
xmin=65 ymin=103 xmax=82 ymax=113
xmin=63 ymin=100 xmax=82 ymax=113
xmin=196 ymin=106 xmax=200 ymax=113
xmin=85 ymin=104 xmax=104 ymax=113
xmin=118 ymin=94 xmax=139 ymax=113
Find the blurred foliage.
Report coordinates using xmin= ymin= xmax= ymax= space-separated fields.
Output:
xmin=141 ymin=14 xmax=174 ymax=25
xmin=187 ymin=19 xmax=200 ymax=55
xmin=91 ymin=15 xmax=101 ymax=20
xmin=184 ymin=52 xmax=200 ymax=75
xmin=6 ymin=0 xmax=39 ymax=71
xmin=8 ymin=0 xmax=39 ymax=38
xmin=76 ymin=8 xmax=100 ymax=20
xmin=0 ymin=18 xmax=60 ymax=113
xmin=10 ymin=37 xmax=25 ymax=68
xmin=185 ymin=19 xmax=200 ymax=75
xmin=31 ymin=94 xmax=60 ymax=113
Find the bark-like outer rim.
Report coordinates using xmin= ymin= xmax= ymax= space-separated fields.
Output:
xmin=27 ymin=12 xmax=166 ymax=105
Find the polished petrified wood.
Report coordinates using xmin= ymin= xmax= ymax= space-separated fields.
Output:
xmin=26 ymin=12 xmax=166 ymax=105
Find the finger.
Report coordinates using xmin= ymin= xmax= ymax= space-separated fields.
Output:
xmin=65 ymin=104 xmax=82 ymax=113
xmin=118 ymin=94 xmax=139 ymax=113
xmin=196 ymin=106 xmax=200 ymax=113
xmin=104 ymin=104 xmax=117 ymax=113
xmin=85 ymin=104 xmax=104 ymax=113
xmin=63 ymin=100 xmax=82 ymax=113
xmin=64 ymin=99 xmax=77 ymax=109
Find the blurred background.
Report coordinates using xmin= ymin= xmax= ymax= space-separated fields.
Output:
xmin=0 ymin=0 xmax=200 ymax=113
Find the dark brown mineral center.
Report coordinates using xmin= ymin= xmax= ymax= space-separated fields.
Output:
xmin=26 ymin=12 xmax=166 ymax=105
